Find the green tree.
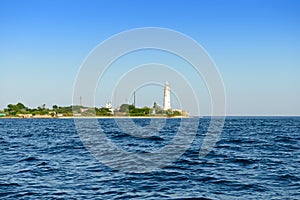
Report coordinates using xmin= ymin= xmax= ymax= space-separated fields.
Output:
xmin=5 ymin=102 xmax=28 ymax=115
xmin=173 ymin=110 xmax=181 ymax=116
xmin=152 ymin=102 xmax=163 ymax=114
xmin=128 ymin=106 xmax=150 ymax=116
xmin=16 ymin=102 xmax=26 ymax=110
xmin=153 ymin=102 xmax=157 ymax=109
xmin=119 ymin=104 xmax=130 ymax=112
xmin=95 ymin=107 xmax=112 ymax=116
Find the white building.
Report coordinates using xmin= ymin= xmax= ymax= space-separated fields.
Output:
xmin=163 ymin=82 xmax=171 ymax=110
xmin=105 ymin=102 xmax=112 ymax=109
xmin=105 ymin=102 xmax=113 ymax=113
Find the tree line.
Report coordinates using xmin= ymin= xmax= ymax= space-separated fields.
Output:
xmin=0 ymin=102 xmax=182 ymax=117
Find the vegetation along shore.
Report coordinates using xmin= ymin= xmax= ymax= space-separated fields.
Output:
xmin=0 ymin=102 xmax=189 ymax=118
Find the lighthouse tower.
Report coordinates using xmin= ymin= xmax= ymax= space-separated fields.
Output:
xmin=163 ymin=82 xmax=171 ymax=110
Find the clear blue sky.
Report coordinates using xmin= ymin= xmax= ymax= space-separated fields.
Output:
xmin=1 ymin=0 xmax=299 ymax=115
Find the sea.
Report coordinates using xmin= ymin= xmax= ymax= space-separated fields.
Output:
xmin=0 ymin=117 xmax=299 ymax=199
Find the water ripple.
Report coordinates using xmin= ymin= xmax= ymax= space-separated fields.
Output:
xmin=0 ymin=117 xmax=299 ymax=199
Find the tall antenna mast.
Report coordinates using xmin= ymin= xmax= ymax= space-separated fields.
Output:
xmin=80 ymin=96 xmax=82 ymax=106
xmin=133 ymin=91 xmax=136 ymax=107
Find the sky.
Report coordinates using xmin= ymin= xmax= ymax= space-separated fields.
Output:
xmin=0 ymin=0 xmax=299 ymax=116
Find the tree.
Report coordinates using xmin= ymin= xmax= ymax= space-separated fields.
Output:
xmin=119 ymin=104 xmax=130 ymax=112
xmin=5 ymin=102 xmax=28 ymax=115
xmin=95 ymin=107 xmax=112 ymax=116
xmin=152 ymin=102 xmax=163 ymax=114
xmin=128 ymin=106 xmax=150 ymax=116
xmin=16 ymin=102 xmax=26 ymax=110
xmin=173 ymin=110 xmax=181 ymax=116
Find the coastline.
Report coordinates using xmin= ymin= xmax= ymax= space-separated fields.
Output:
xmin=0 ymin=115 xmax=194 ymax=119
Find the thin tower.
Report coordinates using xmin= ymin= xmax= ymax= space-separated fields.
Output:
xmin=133 ymin=91 xmax=136 ymax=107
xmin=163 ymin=82 xmax=171 ymax=110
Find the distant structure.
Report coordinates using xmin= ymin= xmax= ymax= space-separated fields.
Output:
xmin=133 ymin=91 xmax=136 ymax=107
xmin=105 ymin=102 xmax=113 ymax=114
xmin=163 ymin=82 xmax=171 ymax=110
xmin=105 ymin=102 xmax=112 ymax=109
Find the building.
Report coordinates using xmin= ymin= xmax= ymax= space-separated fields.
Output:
xmin=172 ymin=109 xmax=189 ymax=116
xmin=163 ymin=82 xmax=171 ymax=110
xmin=105 ymin=102 xmax=113 ymax=114
xmin=105 ymin=102 xmax=112 ymax=109
xmin=17 ymin=114 xmax=32 ymax=118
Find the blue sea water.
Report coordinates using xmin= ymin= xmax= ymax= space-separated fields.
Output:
xmin=0 ymin=117 xmax=299 ymax=199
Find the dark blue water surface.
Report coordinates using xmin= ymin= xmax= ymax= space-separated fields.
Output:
xmin=0 ymin=117 xmax=299 ymax=199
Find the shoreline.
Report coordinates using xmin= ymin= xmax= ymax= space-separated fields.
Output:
xmin=0 ymin=115 xmax=194 ymax=119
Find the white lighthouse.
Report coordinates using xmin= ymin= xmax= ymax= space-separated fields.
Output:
xmin=163 ymin=82 xmax=171 ymax=110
